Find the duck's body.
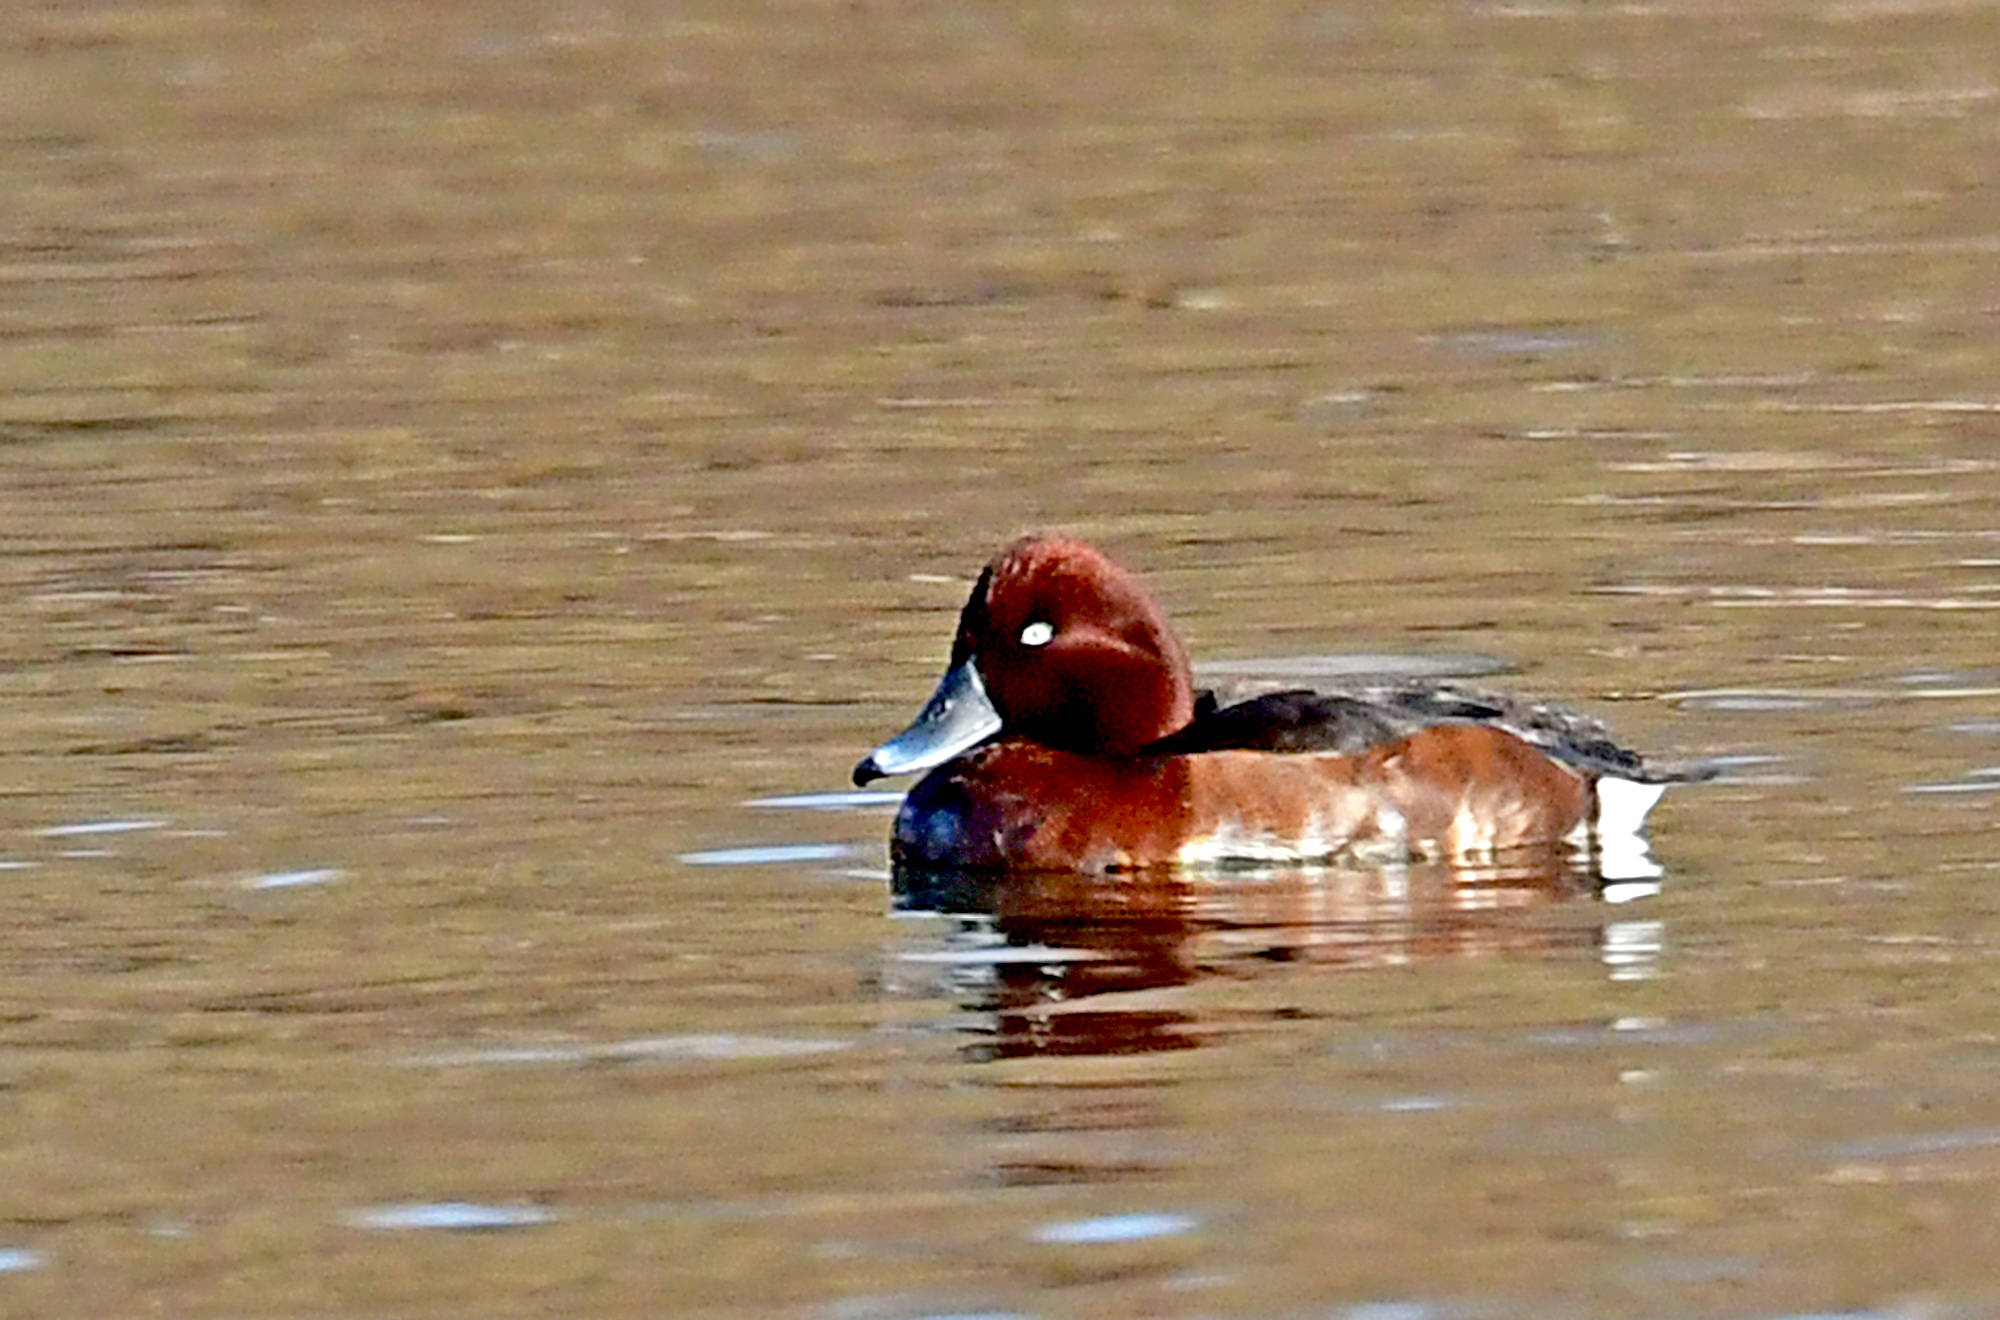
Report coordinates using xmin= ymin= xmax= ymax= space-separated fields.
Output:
xmin=854 ymin=536 xmax=1705 ymax=874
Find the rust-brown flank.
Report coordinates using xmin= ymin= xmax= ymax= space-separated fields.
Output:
xmin=893 ymin=723 xmax=1592 ymax=872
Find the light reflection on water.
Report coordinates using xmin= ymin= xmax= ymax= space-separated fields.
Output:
xmin=1028 ymin=1210 xmax=1199 ymax=1245
xmin=678 ymin=842 xmax=858 ymax=866
xmin=408 ymin=1033 xmax=852 ymax=1068
xmin=35 ymin=818 xmax=169 ymax=837
xmin=745 ymin=790 xmax=907 ymax=811
xmin=1902 ymin=770 xmax=2000 ymax=796
xmin=245 ymin=866 xmax=344 ymax=890
xmin=344 ymin=1202 xmax=556 ymax=1232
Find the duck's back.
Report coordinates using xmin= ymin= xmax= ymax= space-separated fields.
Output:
xmin=1156 ymin=681 xmax=1713 ymax=786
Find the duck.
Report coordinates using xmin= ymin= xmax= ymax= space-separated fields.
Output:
xmin=853 ymin=535 xmax=1708 ymax=873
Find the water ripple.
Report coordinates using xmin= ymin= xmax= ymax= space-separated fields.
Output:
xmin=246 ymin=867 xmax=343 ymax=890
xmin=344 ymin=1201 xmax=554 ymax=1231
xmin=411 ymin=1033 xmax=851 ymax=1068
xmin=745 ymin=791 xmax=905 ymax=811
xmin=37 ymin=817 xmax=168 ymax=837
xmin=1029 ymin=1211 xmax=1198 ymax=1244
xmin=679 ymin=843 xmax=855 ymax=866
xmin=1820 ymin=1126 xmax=2000 ymax=1161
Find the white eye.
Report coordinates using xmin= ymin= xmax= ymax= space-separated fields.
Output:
xmin=1018 ymin=620 xmax=1055 ymax=648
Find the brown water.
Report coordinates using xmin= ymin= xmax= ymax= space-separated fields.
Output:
xmin=3 ymin=2 xmax=1999 ymax=1316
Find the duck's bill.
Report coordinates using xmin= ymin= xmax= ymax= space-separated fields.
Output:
xmin=853 ymin=660 xmax=1003 ymax=785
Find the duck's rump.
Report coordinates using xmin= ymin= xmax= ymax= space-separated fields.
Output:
xmin=1146 ymin=682 xmax=1715 ymax=786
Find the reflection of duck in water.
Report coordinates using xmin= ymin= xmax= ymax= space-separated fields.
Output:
xmin=892 ymin=855 xmax=1657 ymax=1061
xmin=856 ymin=536 xmax=1712 ymax=874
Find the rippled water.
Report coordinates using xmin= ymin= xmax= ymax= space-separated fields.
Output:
xmin=2 ymin=2 xmax=1999 ymax=1316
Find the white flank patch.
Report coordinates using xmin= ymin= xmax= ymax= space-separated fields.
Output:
xmin=1347 ymin=806 xmax=1409 ymax=864
xmin=1447 ymin=799 xmax=1497 ymax=857
xmin=1595 ymin=777 xmax=1667 ymax=839
xmin=1177 ymin=817 xmax=1339 ymax=867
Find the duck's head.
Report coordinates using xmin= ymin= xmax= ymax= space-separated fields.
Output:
xmin=854 ymin=536 xmax=1196 ymax=785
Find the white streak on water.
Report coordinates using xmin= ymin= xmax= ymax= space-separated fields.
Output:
xmin=247 ymin=867 xmax=344 ymax=890
xmin=1030 ymin=1212 xmax=1198 ymax=1245
xmin=344 ymin=1202 xmax=553 ymax=1231
xmin=678 ymin=843 xmax=854 ymax=866
xmin=410 ymin=1034 xmax=851 ymax=1068
xmin=744 ymin=791 xmax=904 ymax=810
xmin=38 ymin=818 xmax=168 ymax=837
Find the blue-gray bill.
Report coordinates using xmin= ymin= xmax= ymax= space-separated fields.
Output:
xmin=853 ymin=660 xmax=1003 ymax=785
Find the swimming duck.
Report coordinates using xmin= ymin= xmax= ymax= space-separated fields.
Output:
xmin=854 ymin=536 xmax=1705 ymax=872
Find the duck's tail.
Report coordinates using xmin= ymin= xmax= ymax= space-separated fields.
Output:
xmin=1593 ymin=775 xmax=1669 ymax=840
xmin=1594 ymin=749 xmax=1725 ymax=830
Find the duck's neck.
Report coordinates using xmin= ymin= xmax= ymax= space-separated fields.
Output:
xmin=1030 ymin=630 xmax=1195 ymax=757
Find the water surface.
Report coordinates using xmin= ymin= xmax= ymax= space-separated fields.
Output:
xmin=1 ymin=2 xmax=1997 ymax=1316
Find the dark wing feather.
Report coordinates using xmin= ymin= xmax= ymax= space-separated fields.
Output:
xmin=1153 ymin=681 xmax=1717 ymax=784
xmin=1144 ymin=689 xmax=1403 ymax=755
